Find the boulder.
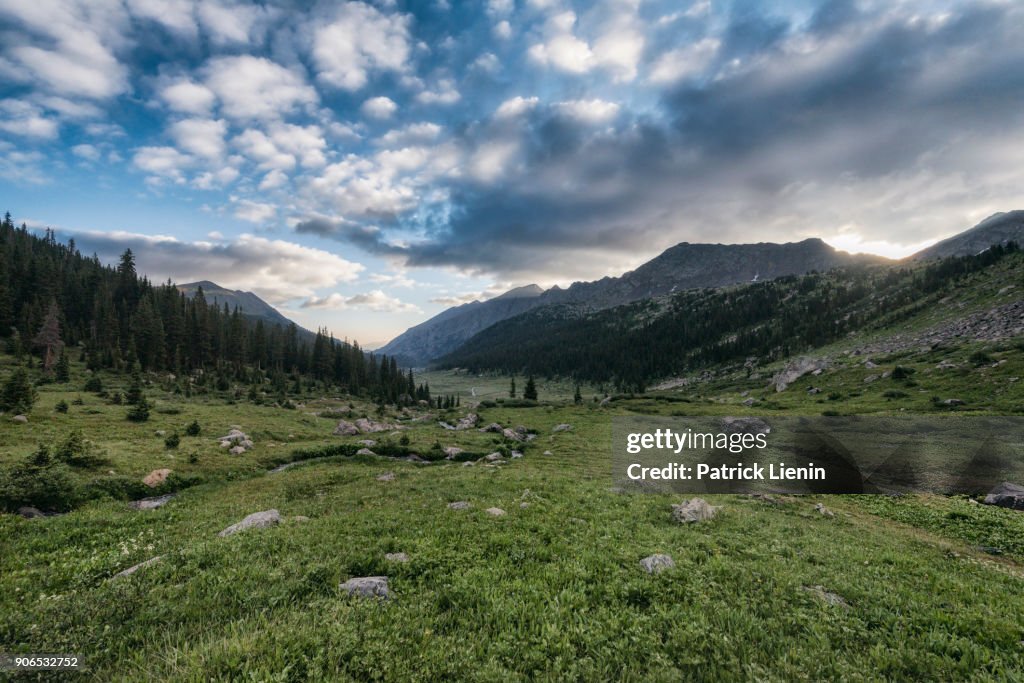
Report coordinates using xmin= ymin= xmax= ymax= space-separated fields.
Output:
xmin=112 ymin=555 xmax=163 ymax=580
xmin=354 ymin=418 xmax=396 ymax=434
xmin=485 ymin=507 xmax=506 ymax=516
xmin=721 ymin=416 xmax=770 ymax=435
xmin=483 ymin=452 xmax=503 ymax=462
xmin=941 ymin=398 xmax=966 ymax=406
xmin=142 ymin=468 xmax=172 ymax=488
xmin=543 ymin=450 xmax=553 ymax=456
xmin=501 ymin=428 xmax=525 ymax=442
xmin=358 ymin=440 xmax=377 ymax=447
xmin=11 ymin=414 xmax=27 ymax=423
xmin=385 ymin=552 xmax=410 ymax=563
xmin=443 ymin=446 xmax=464 ymax=459
xmin=229 ymin=446 xmax=246 ymax=455
xmin=639 ymin=554 xmax=675 ymax=574
xmin=356 ymin=448 xmax=377 ymax=456
xmin=983 ymin=482 xmax=1024 ymax=510
xmin=130 ymin=494 xmax=175 ymax=510
xmin=17 ymin=506 xmax=45 ymax=519
xmin=771 ymin=357 xmax=828 ymax=392
xmin=599 ymin=397 xmax=612 ymax=406
xmin=376 ymin=472 xmax=396 ymax=482
xmin=672 ymin=498 xmax=720 ymax=523
xmin=480 ymin=423 xmax=503 ymax=433
xmin=333 ymin=420 xmax=359 ymax=436
xmin=863 ymin=374 xmax=879 ymax=383
xmin=813 ymin=503 xmax=835 ymax=517
xmin=803 ymin=585 xmax=850 ymax=609
xmin=454 ymin=413 xmax=479 ymax=430
xmin=340 ymin=576 xmax=389 ymax=599
xmin=510 ymin=450 xmax=523 ymax=459
xmin=742 ymin=398 xmax=757 ymax=407
xmin=448 ymin=501 xmax=471 ymax=510
xmin=217 ymin=509 xmax=281 ymax=537
xmin=552 ymin=424 xmax=573 ymax=433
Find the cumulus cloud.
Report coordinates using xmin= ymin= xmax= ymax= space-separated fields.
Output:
xmin=312 ymin=2 xmax=411 ymax=90
xmin=361 ymin=96 xmax=398 ymax=119
xmin=202 ymin=55 xmax=318 ymax=121
xmin=232 ymin=198 xmax=277 ymax=224
xmin=158 ymin=78 xmax=217 ymax=116
xmin=169 ymin=118 xmax=227 ymax=160
xmin=0 ymin=100 xmax=58 ymax=139
xmin=301 ymin=290 xmax=420 ymax=313
xmin=62 ymin=229 xmax=364 ymax=304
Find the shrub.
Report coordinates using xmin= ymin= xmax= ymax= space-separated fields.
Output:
xmin=0 ymin=447 xmax=79 ymax=512
xmin=970 ymin=350 xmax=993 ymax=366
xmin=84 ymin=376 xmax=103 ymax=393
xmin=165 ymin=432 xmax=180 ymax=449
xmin=883 ymin=390 xmax=909 ymax=399
xmin=53 ymin=430 xmax=108 ymax=468
xmin=55 ymin=399 xmax=69 ymax=414
xmin=0 ymin=368 xmax=37 ymax=414
xmin=891 ymin=366 xmax=916 ymax=380
xmin=126 ymin=398 xmax=150 ymax=422
xmin=185 ymin=420 xmax=201 ymax=436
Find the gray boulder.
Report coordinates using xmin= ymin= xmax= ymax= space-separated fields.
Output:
xmin=639 ymin=554 xmax=675 ymax=574
xmin=356 ymin=448 xmax=377 ymax=456
xmin=672 ymin=498 xmax=720 ymax=523
xmin=455 ymin=413 xmax=479 ymax=430
xmin=485 ymin=507 xmax=506 ymax=516
xmin=17 ymin=506 xmax=45 ymax=519
xmin=813 ymin=503 xmax=835 ymax=517
xmin=448 ymin=501 xmax=471 ymax=510
xmin=112 ymin=555 xmax=163 ymax=580
xmin=983 ymin=482 xmax=1024 ymax=510
xmin=218 ymin=509 xmax=281 ymax=537
xmin=385 ymin=552 xmax=409 ymax=563
xmin=771 ymin=357 xmax=828 ymax=392
xmin=552 ymin=423 xmax=573 ymax=433
xmin=333 ymin=420 xmax=359 ymax=436
xmin=129 ymin=494 xmax=175 ymax=510
xmin=376 ymin=472 xmax=396 ymax=481
xmin=340 ymin=576 xmax=389 ymax=598
xmin=11 ymin=414 xmax=27 ymax=423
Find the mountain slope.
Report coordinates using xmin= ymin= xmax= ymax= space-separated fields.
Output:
xmin=177 ymin=281 xmax=305 ymax=332
xmin=911 ymin=210 xmax=1024 ymax=260
xmin=380 ymin=238 xmax=885 ymax=365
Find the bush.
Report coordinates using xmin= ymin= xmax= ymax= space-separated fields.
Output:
xmin=0 ymin=447 xmax=79 ymax=512
xmin=891 ymin=366 xmax=916 ymax=380
xmin=970 ymin=350 xmax=993 ymax=366
xmin=0 ymin=368 xmax=37 ymax=414
xmin=164 ymin=432 xmax=180 ymax=449
xmin=126 ymin=399 xmax=150 ymax=422
xmin=55 ymin=399 xmax=69 ymax=413
xmin=185 ymin=420 xmax=201 ymax=436
xmin=54 ymin=430 xmax=108 ymax=468
xmin=83 ymin=376 xmax=102 ymax=393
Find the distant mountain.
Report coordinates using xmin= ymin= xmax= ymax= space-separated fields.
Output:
xmin=177 ymin=281 xmax=311 ymax=336
xmin=911 ymin=211 xmax=1024 ymax=260
xmin=378 ymin=238 xmax=886 ymax=366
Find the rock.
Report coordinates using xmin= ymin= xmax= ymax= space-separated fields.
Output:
xmin=552 ymin=423 xmax=573 ymax=433
xmin=639 ymin=554 xmax=675 ymax=574
xmin=864 ymin=360 xmax=878 ymax=369
xmin=721 ymin=416 xmax=770 ymax=435
xmin=358 ymin=440 xmax=377 ymax=447
xmin=11 ymin=414 xmax=27 ymax=423
xmin=292 ymin=515 xmax=310 ymax=522
xmin=813 ymin=503 xmax=834 ymax=517
xmin=510 ymin=450 xmax=523 ymax=459
xmin=155 ymin=429 xmax=166 ymax=436
xmin=340 ymin=576 xmax=389 ymax=599
xmin=438 ymin=421 xmax=455 ymax=430
xmin=229 ymin=445 xmax=246 ymax=455
xmin=455 ymin=413 xmax=479 ymax=430
xmin=672 ymin=498 xmax=720 ymax=523
xmin=376 ymin=472 xmax=396 ymax=481
xmin=807 ymin=387 xmax=821 ymax=395
xmin=772 ymin=357 xmax=828 ymax=392
xmin=354 ymin=417 xmax=397 ymax=434
xmin=356 ymin=448 xmax=377 ymax=456
xmin=217 ymin=509 xmax=281 ymax=537
xmin=385 ymin=552 xmax=409 ymax=563
xmin=936 ymin=360 xmax=958 ymax=370
xmin=941 ymin=398 xmax=966 ymax=406
xmin=811 ymin=368 xmax=823 ymax=376
xmin=17 ymin=506 xmax=45 ymax=519
xmin=129 ymin=494 xmax=175 ymax=510
xmin=462 ymin=461 xmax=474 ymax=467
xmin=983 ymin=482 xmax=1024 ymax=510
xmin=740 ymin=390 xmax=750 ymax=397
xmin=443 ymin=446 xmax=464 ymax=459
xmin=239 ymin=439 xmax=254 ymax=449
xmin=483 ymin=452 xmax=503 ymax=462
xmin=803 ymin=585 xmax=850 ymax=609
xmin=485 ymin=507 xmax=506 ymax=516
xmin=501 ymin=428 xmax=525 ymax=442
xmin=519 ymin=502 xmax=529 ymax=509
xmin=448 ymin=501 xmax=471 ymax=510
xmin=333 ymin=419 xmax=359 ymax=436
xmin=142 ymin=468 xmax=173 ymax=488
xmin=480 ymin=423 xmax=504 ymax=433
xmin=599 ymin=397 xmax=612 ymax=406
xmin=220 ymin=441 xmax=232 ymax=449
xmin=112 ymin=555 xmax=163 ymax=580
xmin=543 ymin=450 xmax=553 ymax=456
xmin=863 ymin=374 xmax=879 ymax=383
xmin=742 ymin=398 xmax=757 ymax=407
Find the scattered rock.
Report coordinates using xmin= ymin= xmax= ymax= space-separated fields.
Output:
xmin=11 ymin=414 xmax=27 ymax=423
xmin=340 ymin=576 xmax=389 ymax=599
xmin=480 ymin=423 xmax=504 ymax=433
xmin=291 ymin=515 xmax=310 ymax=522
xmin=740 ymin=390 xmax=750 ymax=397
xmin=552 ymin=423 xmax=573 ymax=433
xmin=229 ymin=445 xmax=246 ymax=455
xmin=721 ymin=416 xmax=770 ymax=435
xmin=936 ymin=360 xmax=958 ymax=370
xmin=112 ymin=555 xmax=163 ymax=580
xmin=333 ymin=420 xmax=359 ymax=436
xmin=742 ymin=398 xmax=757 ymax=407
xmin=772 ymin=357 xmax=829 ymax=392
xmin=17 ymin=506 xmax=45 ymax=519
xmin=376 ymin=472 xmax=396 ymax=481
xmin=385 ymin=552 xmax=409 ymax=563
xmin=142 ymin=468 xmax=173 ymax=488
xmin=483 ymin=452 xmax=503 ymax=462
xmin=983 ymin=482 xmax=1024 ymax=510
xmin=599 ymin=397 xmax=612 ymax=406
xmin=130 ymin=494 xmax=175 ymax=510
xmin=454 ymin=413 xmax=479 ymax=430
xmin=485 ymin=507 xmax=506 ymax=516
xmin=217 ymin=509 xmax=281 ymax=537
xmin=448 ymin=501 xmax=471 ymax=510
xmin=803 ymin=585 xmax=850 ymax=609
xmin=807 ymin=387 xmax=821 ymax=395
xmin=813 ymin=503 xmax=835 ymax=517
xmin=502 ymin=428 xmax=525 ymax=442
xmin=443 ymin=446 xmax=464 ymax=459
xmin=672 ymin=498 xmax=720 ymax=523
xmin=155 ymin=429 xmax=166 ymax=436
xmin=510 ymin=450 xmax=523 ymax=459
xmin=543 ymin=450 xmax=553 ymax=456
xmin=356 ymin=448 xmax=377 ymax=456
xmin=639 ymin=554 xmax=675 ymax=574
xmin=864 ymin=374 xmax=879 ymax=383
xmin=941 ymin=398 xmax=966 ymax=406
xmin=354 ymin=418 xmax=397 ymax=434
xmin=864 ymin=360 xmax=878 ymax=369
xmin=358 ymin=439 xmax=377 ymax=447
xmin=519 ymin=502 xmax=529 ymax=509
xmin=216 ymin=429 xmax=254 ymax=453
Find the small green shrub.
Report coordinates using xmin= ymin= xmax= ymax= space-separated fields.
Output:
xmin=54 ymin=399 xmax=69 ymax=413
xmin=185 ymin=420 xmax=201 ymax=436
xmin=165 ymin=432 xmax=180 ymax=449
xmin=0 ymin=447 xmax=79 ymax=512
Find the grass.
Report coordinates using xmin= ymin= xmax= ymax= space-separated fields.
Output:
xmin=2 ymin=352 xmax=1024 ymax=680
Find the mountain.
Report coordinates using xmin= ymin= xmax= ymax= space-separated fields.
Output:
xmin=177 ymin=281 xmax=310 ymax=336
xmin=911 ymin=210 xmax=1024 ymax=260
xmin=379 ymin=238 xmax=886 ymax=365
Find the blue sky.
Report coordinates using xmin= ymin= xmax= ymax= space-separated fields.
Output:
xmin=1 ymin=0 xmax=1022 ymax=346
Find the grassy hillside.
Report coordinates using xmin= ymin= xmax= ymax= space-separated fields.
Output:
xmin=2 ymin=337 xmax=1024 ymax=679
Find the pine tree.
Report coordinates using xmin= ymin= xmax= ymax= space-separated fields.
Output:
xmin=0 ymin=368 xmax=37 ymax=414
xmin=523 ymin=375 xmax=538 ymax=401
xmin=55 ymin=348 xmax=70 ymax=383
xmin=32 ymin=302 xmax=63 ymax=373
xmin=125 ymin=366 xmax=144 ymax=406
xmin=574 ymin=384 xmax=582 ymax=404
xmin=509 ymin=376 xmax=516 ymax=398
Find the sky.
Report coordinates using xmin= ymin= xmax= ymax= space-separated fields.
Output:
xmin=1 ymin=0 xmax=1022 ymax=346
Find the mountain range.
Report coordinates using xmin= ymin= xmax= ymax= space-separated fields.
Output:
xmin=177 ymin=281 xmax=316 ymax=342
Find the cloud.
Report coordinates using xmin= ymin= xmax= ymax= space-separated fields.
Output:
xmin=361 ymin=96 xmax=398 ymax=119
xmin=312 ymin=2 xmax=412 ymax=90
xmin=555 ymin=99 xmax=620 ymax=124
xmin=495 ymin=96 xmax=539 ymax=119
xmin=647 ymin=38 xmax=720 ymax=84
xmin=375 ymin=122 xmax=442 ymax=147
xmin=132 ymin=145 xmax=192 ymax=182
xmin=415 ymin=79 xmax=460 ymax=105
xmin=0 ymin=100 xmax=58 ymax=139
xmin=158 ymin=78 xmax=217 ymax=116
xmin=202 ymin=55 xmax=318 ymax=121
xmin=232 ymin=198 xmax=277 ymax=224
xmin=168 ymin=118 xmax=227 ymax=160
xmin=61 ymin=229 xmax=364 ymax=304
xmin=301 ymin=290 xmax=420 ymax=313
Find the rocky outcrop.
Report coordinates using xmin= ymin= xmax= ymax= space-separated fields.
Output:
xmin=142 ymin=469 xmax=172 ymax=488
xmin=771 ymin=357 xmax=829 ymax=392
xmin=340 ymin=576 xmax=389 ymax=599
xmin=672 ymin=498 xmax=720 ymax=523
xmin=639 ymin=554 xmax=675 ymax=574
xmin=983 ymin=482 xmax=1024 ymax=510
xmin=130 ymin=494 xmax=175 ymax=510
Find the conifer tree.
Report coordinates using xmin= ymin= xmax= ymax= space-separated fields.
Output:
xmin=523 ymin=375 xmax=538 ymax=401
xmin=509 ymin=376 xmax=516 ymax=398
xmin=0 ymin=368 xmax=37 ymax=414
